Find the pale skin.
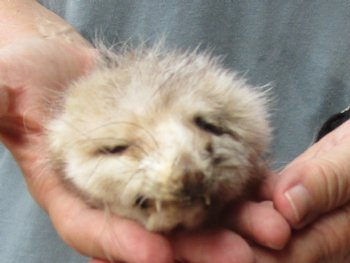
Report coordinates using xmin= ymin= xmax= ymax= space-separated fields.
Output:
xmin=1 ymin=1 xmax=350 ymax=263
xmin=255 ymin=120 xmax=350 ymax=262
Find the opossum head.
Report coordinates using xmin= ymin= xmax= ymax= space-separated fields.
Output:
xmin=47 ymin=47 xmax=271 ymax=232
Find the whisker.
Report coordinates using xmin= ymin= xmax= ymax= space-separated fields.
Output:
xmin=119 ymin=167 xmax=146 ymax=200
xmin=88 ymin=206 xmax=115 ymax=263
xmin=84 ymin=155 xmax=106 ymax=187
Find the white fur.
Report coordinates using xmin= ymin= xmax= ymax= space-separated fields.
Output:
xmin=47 ymin=46 xmax=271 ymax=232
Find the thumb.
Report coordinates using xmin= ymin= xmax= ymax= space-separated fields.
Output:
xmin=254 ymin=203 xmax=350 ymax=263
xmin=273 ymin=121 xmax=350 ymax=228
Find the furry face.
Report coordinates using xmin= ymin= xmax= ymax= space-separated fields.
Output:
xmin=47 ymin=46 xmax=271 ymax=232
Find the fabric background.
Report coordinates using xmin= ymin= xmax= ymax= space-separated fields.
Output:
xmin=1 ymin=1 xmax=350 ymax=262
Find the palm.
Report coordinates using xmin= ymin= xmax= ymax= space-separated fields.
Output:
xmin=0 ymin=36 xmax=176 ymax=263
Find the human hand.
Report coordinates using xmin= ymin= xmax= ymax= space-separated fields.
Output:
xmin=0 ymin=2 xmax=292 ymax=263
xmin=91 ymin=198 xmax=291 ymax=263
xmin=256 ymin=120 xmax=350 ymax=262
xmin=0 ymin=2 xmax=173 ymax=263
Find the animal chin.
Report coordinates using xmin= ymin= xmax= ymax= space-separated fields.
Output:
xmin=144 ymin=201 xmax=208 ymax=232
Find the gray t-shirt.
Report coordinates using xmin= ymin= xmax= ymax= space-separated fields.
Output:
xmin=1 ymin=1 xmax=349 ymax=262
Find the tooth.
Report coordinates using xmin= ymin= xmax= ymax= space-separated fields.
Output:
xmin=204 ymin=195 xmax=211 ymax=206
xmin=156 ymin=200 xmax=162 ymax=212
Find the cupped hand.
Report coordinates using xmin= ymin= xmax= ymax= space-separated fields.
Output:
xmin=0 ymin=2 xmax=291 ymax=263
xmin=0 ymin=2 xmax=172 ymax=263
xmin=91 ymin=198 xmax=290 ymax=263
xmin=256 ymin=120 xmax=350 ymax=262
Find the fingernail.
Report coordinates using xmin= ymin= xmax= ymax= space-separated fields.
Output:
xmin=284 ymin=184 xmax=312 ymax=223
xmin=265 ymin=242 xmax=285 ymax=250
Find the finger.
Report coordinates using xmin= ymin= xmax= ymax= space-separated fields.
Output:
xmin=89 ymin=259 xmax=124 ymax=263
xmin=273 ymin=121 xmax=350 ymax=228
xmin=47 ymin=187 xmax=173 ymax=263
xmin=225 ymin=201 xmax=291 ymax=250
xmin=0 ymin=85 xmax=29 ymax=143
xmin=89 ymin=259 xmax=114 ymax=263
xmin=254 ymin=204 xmax=350 ymax=263
xmin=0 ymin=84 xmax=9 ymax=117
xmin=259 ymin=172 xmax=280 ymax=200
xmin=171 ymin=229 xmax=255 ymax=263
xmin=24 ymin=166 xmax=173 ymax=263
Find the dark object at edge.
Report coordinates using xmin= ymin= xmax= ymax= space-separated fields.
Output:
xmin=315 ymin=106 xmax=350 ymax=141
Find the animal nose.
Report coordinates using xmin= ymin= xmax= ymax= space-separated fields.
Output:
xmin=181 ymin=170 xmax=206 ymax=200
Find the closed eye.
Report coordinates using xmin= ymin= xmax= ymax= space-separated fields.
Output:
xmin=98 ymin=145 xmax=129 ymax=154
xmin=194 ymin=116 xmax=225 ymax=136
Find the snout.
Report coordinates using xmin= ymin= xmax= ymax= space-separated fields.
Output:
xmin=135 ymin=153 xmax=212 ymax=212
xmin=179 ymin=169 xmax=210 ymax=203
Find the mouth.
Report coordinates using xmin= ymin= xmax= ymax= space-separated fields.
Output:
xmin=134 ymin=194 xmax=212 ymax=213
